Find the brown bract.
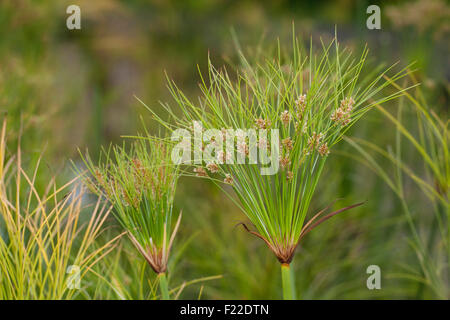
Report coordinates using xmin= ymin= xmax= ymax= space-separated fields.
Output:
xmin=128 ymin=212 xmax=182 ymax=274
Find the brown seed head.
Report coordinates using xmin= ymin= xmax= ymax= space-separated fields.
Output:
xmin=280 ymin=110 xmax=291 ymax=126
xmin=206 ymin=162 xmax=219 ymax=173
xmin=295 ymin=94 xmax=307 ymax=121
xmin=286 ymin=170 xmax=294 ymax=181
xmin=282 ymin=137 xmax=293 ymax=151
xmin=280 ymin=156 xmax=291 ymax=170
xmin=255 ymin=118 xmax=270 ymax=130
xmin=224 ymin=174 xmax=233 ymax=185
xmin=193 ymin=167 xmax=208 ymax=177
xmin=318 ymin=143 xmax=330 ymax=156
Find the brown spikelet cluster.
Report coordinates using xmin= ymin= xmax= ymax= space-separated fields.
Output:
xmin=91 ymin=148 xmax=176 ymax=210
xmin=280 ymin=110 xmax=291 ymax=127
xmin=307 ymin=132 xmax=324 ymax=150
xmin=282 ymin=137 xmax=293 ymax=151
xmin=216 ymin=150 xmax=225 ymax=163
xmin=193 ymin=167 xmax=208 ymax=177
xmin=293 ymin=94 xmax=308 ymax=134
xmin=279 ymin=155 xmax=291 ymax=170
xmin=295 ymin=94 xmax=307 ymax=118
xmin=206 ymin=162 xmax=219 ymax=173
xmin=318 ymin=142 xmax=330 ymax=156
xmin=331 ymin=97 xmax=355 ymax=126
xmin=258 ymin=137 xmax=269 ymax=150
xmin=224 ymin=174 xmax=233 ymax=185
xmin=286 ymin=171 xmax=294 ymax=181
xmin=255 ymin=118 xmax=271 ymax=129
xmin=94 ymin=168 xmax=105 ymax=186
xmin=81 ymin=138 xmax=181 ymax=277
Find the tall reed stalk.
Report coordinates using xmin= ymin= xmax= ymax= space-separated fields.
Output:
xmin=79 ymin=136 xmax=182 ymax=300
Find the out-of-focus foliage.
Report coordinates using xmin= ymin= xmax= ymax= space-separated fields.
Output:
xmin=0 ymin=0 xmax=448 ymax=299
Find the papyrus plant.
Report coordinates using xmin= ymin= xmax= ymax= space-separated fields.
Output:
xmin=0 ymin=119 xmax=118 ymax=299
xmin=146 ymin=36 xmax=412 ymax=299
xmin=79 ymin=137 xmax=181 ymax=299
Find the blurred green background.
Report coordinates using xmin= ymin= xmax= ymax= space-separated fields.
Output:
xmin=1 ymin=0 xmax=448 ymax=299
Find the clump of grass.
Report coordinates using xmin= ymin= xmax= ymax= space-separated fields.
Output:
xmin=79 ymin=136 xmax=181 ymax=300
xmin=145 ymin=34 xmax=412 ymax=299
xmin=0 ymin=119 xmax=118 ymax=299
